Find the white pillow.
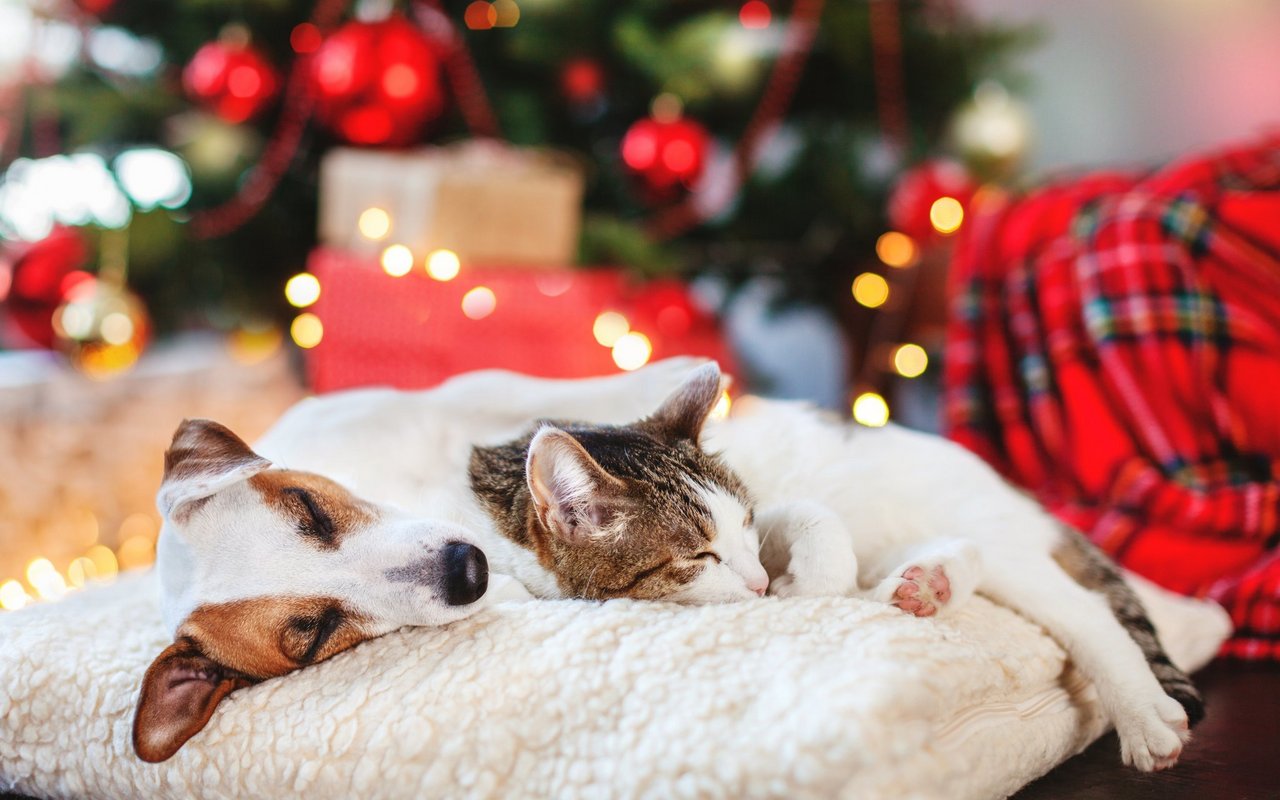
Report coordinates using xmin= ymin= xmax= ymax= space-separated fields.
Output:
xmin=0 ymin=571 xmax=1228 ymax=799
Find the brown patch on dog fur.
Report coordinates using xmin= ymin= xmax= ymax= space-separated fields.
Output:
xmin=248 ymin=470 xmax=379 ymax=550
xmin=133 ymin=597 xmax=371 ymax=762
xmin=164 ymin=419 xmax=269 ymax=483
xmin=180 ymin=596 xmax=372 ymax=679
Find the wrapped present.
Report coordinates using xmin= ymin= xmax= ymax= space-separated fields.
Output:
xmin=318 ymin=141 xmax=584 ymax=267
xmin=303 ymin=247 xmax=736 ymax=392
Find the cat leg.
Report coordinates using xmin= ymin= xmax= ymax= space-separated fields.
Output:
xmin=867 ymin=539 xmax=982 ymax=617
xmin=979 ymin=557 xmax=1190 ymax=772
xmin=755 ymin=500 xmax=859 ymax=598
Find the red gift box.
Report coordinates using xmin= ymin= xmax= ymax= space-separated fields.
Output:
xmin=304 ymin=247 xmax=736 ymax=393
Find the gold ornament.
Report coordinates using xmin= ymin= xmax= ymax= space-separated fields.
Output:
xmin=52 ymin=278 xmax=151 ymax=379
xmin=949 ymin=81 xmax=1032 ymax=179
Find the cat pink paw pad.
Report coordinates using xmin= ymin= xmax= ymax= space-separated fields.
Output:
xmin=892 ymin=565 xmax=951 ymax=617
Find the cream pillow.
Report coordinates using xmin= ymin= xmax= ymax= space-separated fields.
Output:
xmin=0 ymin=571 xmax=1228 ymax=799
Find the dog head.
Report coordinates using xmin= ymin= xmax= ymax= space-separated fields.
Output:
xmin=134 ymin=419 xmax=490 ymax=762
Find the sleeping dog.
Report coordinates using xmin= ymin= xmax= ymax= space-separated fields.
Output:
xmin=136 ymin=359 xmax=702 ymax=761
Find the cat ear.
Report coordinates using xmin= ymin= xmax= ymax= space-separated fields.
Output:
xmin=647 ymin=361 xmax=723 ymax=442
xmin=157 ymin=419 xmax=271 ymax=520
xmin=132 ymin=637 xmax=254 ymax=762
xmin=526 ymin=427 xmax=627 ymax=544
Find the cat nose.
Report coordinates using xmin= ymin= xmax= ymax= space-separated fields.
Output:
xmin=747 ymin=573 xmax=769 ymax=596
xmin=442 ymin=541 xmax=488 ymax=605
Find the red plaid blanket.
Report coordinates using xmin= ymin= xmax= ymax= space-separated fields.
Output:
xmin=944 ymin=134 xmax=1280 ymax=660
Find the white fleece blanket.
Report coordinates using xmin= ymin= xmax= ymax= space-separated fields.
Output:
xmin=0 ymin=571 xmax=1228 ymax=800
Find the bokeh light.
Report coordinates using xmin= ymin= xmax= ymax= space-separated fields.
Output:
xmin=461 ymin=286 xmax=497 ymax=319
xmin=929 ymin=196 xmax=964 ymax=235
xmin=592 ymin=311 xmax=630 ymax=347
xmin=893 ymin=343 xmax=929 ymax=378
xmin=358 ymin=207 xmax=392 ymax=240
xmin=0 ymin=579 xmax=30 ymax=610
xmin=875 ymin=231 xmax=919 ymax=268
xmin=85 ymin=545 xmax=119 ymax=581
xmin=612 ymin=331 xmax=652 ymax=371
xmin=285 ymin=272 xmax=322 ymax=307
xmin=426 ymin=249 xmax=461 ymax=281
xmin=711 ymin=390 xmax=732 ymax=420
xmin=852 ymin=272 xmax=890 ymax=308
xmin=852 ymin=392 xmax=890 ymax=427
xmin=380 ymin=244 xmax=414 ymax=277
xmin=290 ymin=312 xmax=324 ymax=348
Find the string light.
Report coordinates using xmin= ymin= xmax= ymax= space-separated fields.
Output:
xmin=852 ymin=392 xmax=890 ymax=427
xmin=929 ymin=196 xmax=964 ymax=235
xmin=876 ymin=231 xmax=919 ymax=268
xmin=27 ymin=557 xmax=67 ymax=600
xmin=285 ymin=272 xmax=321 ymax=307
xmin=381 ymin=244 xmax=414 ymax=277
xmin=228 ymin=325 xmax=283 ymax=364
xmin=461 ymin=287 xmax=497 ymax=319
xmin=426 ymin=249 xmax=461 ymax=281
xmin=464 ymin=1 xmax=497 ymax=30
xmin=66 ymin=556 xmax=98 ymax=589
xmin=117 ymin=534 xmax=156 ymax=570
xmin=290 ymin=312 xmax=324 ymax=348
xmin=612 ymin=331 xmax=652 ymax=371
xmin=85 ymin=545 xmax=118 ymax=580
xmin=493 ymin=0 xmax=520 ymax=27
xmin=711 ymin=390 xmax=732 ymax=420
xmin=852 ymin=273 xmax=890 ymax=308
xmin=893 ymin=343 xmax=928 ymax=378
xmin=357 ymin=207 xmax=392 ymax=240
xmin=0 ymin=579 xmax=31 ymax=610
xmin=536 ymin=274 xmax=573 ymax=297
xmin=592 ymin=311 xmax=630 ymax=347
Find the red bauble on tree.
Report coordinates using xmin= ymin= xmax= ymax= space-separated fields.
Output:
xmin=887 ymin=159 xmax=977 ymax=243
xmin=309 ymin=15 xmax=446 ymax=147
xmin=621 ymin=115 xmax=710 ymax=200
xmin=183 ymin=32 xmax=281 ymax=124
xmin=560 ymin=58 xmax=605 ymax=106
xmin=1 ymin=227 xmax=94 ymax=349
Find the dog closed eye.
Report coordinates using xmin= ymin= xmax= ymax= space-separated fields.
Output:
xmin=283 ymin=488 xmax=335 ymax=544
xmin=284 ymin=606 xmax=345 ymax=665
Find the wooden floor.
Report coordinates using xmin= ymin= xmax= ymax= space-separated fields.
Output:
xmin=1015 ymin=659 xmax=1280 ymax=800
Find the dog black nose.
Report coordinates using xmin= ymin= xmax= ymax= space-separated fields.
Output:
xmin=442 ymin=541 xmax=488 ymax=606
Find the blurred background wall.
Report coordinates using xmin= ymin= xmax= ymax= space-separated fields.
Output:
xmin=966 ymin=0 xmax=1280 ymax=172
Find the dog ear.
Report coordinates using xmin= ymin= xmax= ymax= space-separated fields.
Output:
xmin=132 ymin=637 xmax=254 ymax=763
xmin=526 ymin=427 xmax=628 ymax=544
xmin=157 ymin=419 xmax=271 ymax=519
xmin=646 ymin=361 xmax=723 ymax=443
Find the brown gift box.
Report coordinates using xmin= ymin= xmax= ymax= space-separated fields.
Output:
xmin=318 ymin=141 xmax=584 ymax=268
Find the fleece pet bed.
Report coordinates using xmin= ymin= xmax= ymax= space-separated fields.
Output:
xmin=1 ymin=571 xmax=1228 ymax=800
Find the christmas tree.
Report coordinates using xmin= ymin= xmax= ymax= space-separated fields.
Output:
xmin=0 ymin=0 xmax=1034 ymax=388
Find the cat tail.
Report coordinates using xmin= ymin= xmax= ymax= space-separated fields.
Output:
xmin=1052 ymin=525 xmax=1205 ymax=727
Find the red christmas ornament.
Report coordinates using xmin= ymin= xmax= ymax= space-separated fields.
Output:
xmin=309 ymin=15 xmax=446 ymax=147
xmin=73 ymin=0 xmax=116 ymax=15
xmin=560 ymin=58 xmax=605 ymax=106
xmin=1 ymin=227 xmax=93 ymax=349
xmin=621 ymin=116 xmax=710 ymax=199
xmin=183 ymin=39 xmax=280 ymax=124
xmin=887 ymin=159 xmax=977 ymax=242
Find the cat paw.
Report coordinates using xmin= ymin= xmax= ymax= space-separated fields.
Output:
xmin=883 ymin=564 xmax=951 ymax=617
xmin=1117 ymin=695 xmax=1190 ymax=772
xmin=768 ymin=570 xmax=854 ymax=599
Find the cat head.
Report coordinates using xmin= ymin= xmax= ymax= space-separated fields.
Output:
xmin=493 ymin=362 xmax=768 ymax=603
